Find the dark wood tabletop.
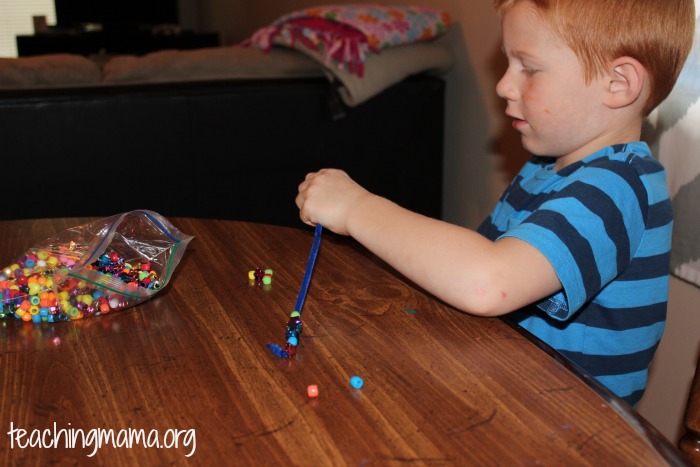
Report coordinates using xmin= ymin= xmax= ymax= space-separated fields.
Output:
xmin=0 ymin=217 xmax=689 ymax=465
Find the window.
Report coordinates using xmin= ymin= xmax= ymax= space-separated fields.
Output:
xmin=0 ymin=0 xmax=55 ymax=57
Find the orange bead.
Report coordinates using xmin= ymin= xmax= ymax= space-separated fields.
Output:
xmin=21 ymin=312 xmax=32 ymax=322
xmin=307 ymin=384 xmax=319 ymax=398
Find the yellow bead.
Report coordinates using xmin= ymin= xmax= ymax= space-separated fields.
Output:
xmin=28 ymin=282 xmax=42 ymax=295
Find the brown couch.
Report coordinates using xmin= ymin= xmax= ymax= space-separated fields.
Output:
xmin=0 ymin=46 xmax=448 ymax=226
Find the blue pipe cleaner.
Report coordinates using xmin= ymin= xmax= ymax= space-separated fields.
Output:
xmin=294 ymin=223 xmax=323 ymax=313
xmin=267 ymin=224 xmax=323 ymax=358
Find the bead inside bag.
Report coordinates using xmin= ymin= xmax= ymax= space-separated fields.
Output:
xmin=90 ymin=251 xmax=160 ymax=290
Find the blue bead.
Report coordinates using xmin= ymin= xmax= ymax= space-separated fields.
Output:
xmin=350 ymin=376 xmax=364 ymax=389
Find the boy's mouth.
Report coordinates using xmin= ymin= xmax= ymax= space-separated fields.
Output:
xmin=511 ymin=117 xmax=528 ymax=130
xmin=505 ymin=111 xmax=527 ymax=130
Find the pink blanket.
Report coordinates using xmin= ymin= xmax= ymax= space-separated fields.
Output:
xmin=245 ymin=5 xmax=451 ymax=78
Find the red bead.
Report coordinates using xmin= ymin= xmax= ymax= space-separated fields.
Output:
xmin=283 ymin=342 xmax=297 ymax=358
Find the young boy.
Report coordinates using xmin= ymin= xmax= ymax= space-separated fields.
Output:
xmin=295 ymin=0 xmax=695 ymax=406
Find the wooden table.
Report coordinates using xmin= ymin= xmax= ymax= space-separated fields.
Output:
xmin=0 ymin=217 xmax=689 ymax=465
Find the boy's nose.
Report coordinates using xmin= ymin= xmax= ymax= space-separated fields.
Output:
xmin=496 ymin=71 xmax=516 ymax=101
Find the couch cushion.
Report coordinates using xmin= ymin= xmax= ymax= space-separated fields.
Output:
xmin=0 ymin=54 xmax=102 ymax=87
xmin=102 ymin=46 xmax=324 ymax=83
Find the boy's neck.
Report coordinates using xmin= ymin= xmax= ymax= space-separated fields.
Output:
xmin=553 ymin=117 xmax=644 ymax=171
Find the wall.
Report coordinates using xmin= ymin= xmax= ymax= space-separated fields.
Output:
xmin=198 ymin=0 xmax=700 ymax=446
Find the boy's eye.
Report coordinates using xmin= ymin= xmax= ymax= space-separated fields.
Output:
xmin=522 ymin=67 xmax=539 ymax=75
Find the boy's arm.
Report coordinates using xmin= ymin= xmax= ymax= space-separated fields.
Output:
xmin=297 ymin=169 xmax=561 ymax=316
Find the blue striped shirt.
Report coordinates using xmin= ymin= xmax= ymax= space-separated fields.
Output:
xmin=477 ymin=142 xmax=672 ymax=406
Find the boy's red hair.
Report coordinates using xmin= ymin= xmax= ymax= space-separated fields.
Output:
xmin=494 ymin=0 xmax=696 ymax=115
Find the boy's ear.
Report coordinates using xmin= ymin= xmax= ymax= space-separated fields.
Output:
xmin=604 ymin=56 xmax=647 ymax=109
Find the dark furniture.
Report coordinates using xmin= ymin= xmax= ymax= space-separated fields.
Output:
xmin=680 ymin=356 xmax=700 ymax=465
xmin=16 ymin=30 xmax=220 ymax=57
xmin=0 ymin=217 xmax=687 ymax=465
xmin=0 ymin=75 xmax=444 ymax=226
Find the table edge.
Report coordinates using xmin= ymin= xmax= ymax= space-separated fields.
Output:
xmin=500 ymin=318 xmax=689 ymax=466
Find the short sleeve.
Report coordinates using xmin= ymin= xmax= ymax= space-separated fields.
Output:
xmin=501 ymin=160 xmax=648 ymax=320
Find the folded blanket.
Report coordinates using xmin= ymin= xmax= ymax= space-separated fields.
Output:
xmin=244 ymin=4 xmax=453 ymax=106
xmin=293 ymin=40 xmax=453 ymax=106
xmin=246 ymin=5 xmax=451 ymax=78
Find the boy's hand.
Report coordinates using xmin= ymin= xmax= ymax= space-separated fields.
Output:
xmin=296 ymin=169 xmax=370 ymax=235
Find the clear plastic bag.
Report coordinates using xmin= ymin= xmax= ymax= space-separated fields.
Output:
xmin=0 ymin=210 xmax=193 ymax=323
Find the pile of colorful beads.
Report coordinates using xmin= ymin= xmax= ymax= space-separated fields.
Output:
xmin=0 ymin=248 xmax=157 ymax=323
